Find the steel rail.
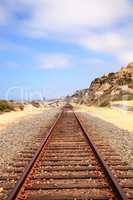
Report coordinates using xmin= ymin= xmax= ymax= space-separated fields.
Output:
xmin=73 ymin=110 xmax=128 ymax=200
xmin=6 ymin=109 xmax=64 ymax=200
xmin=6 ymin=104 xmax=128 ymax=200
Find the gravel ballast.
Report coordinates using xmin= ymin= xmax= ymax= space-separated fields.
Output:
xmin=0 ymin=108 xmax=60 ymax=176
xmin=76 ymin=111 xmax=133 ymax=167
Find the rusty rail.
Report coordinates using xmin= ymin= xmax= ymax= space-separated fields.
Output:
xmin=6 ymin=105 xmax=129 ymax=200
xmin=6 ymin=110 xmax=64 ymax=200
xmin=73 ymin=111 xmax=128 ymax=200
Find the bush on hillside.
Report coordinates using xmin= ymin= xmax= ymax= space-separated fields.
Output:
xmin=18 ymin=104 xmax=24 ymax=110
xmin=31 ymin=101 xmax=40 ymax=108
xmin=0 ymin=100 xmax=15 ymax=112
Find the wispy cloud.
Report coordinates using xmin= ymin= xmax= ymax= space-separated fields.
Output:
xmin=119 ymin=51 xmax=133 ymax=64
xmin=2 ymin=0 xmax=132 ymax=35
xmin=0 ymin=0 xmax=133 ymax=66
xmin=38 ymin=53 xmax=73 ymax=69
xmin=78 ymin=24 xmax=133 ymax=64
xmin=1 ymin=0 xmax=133 ymax=100
xmin=0 ymin=4 xmax=9 ymax=25
xmin=0 ymin=52 xmax=74 ymax=70
xmin=7 ymin=0 xmax=132 ymax=36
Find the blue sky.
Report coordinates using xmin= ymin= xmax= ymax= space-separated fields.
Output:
xmin=0 ymin=0 xmax=133 ymax=100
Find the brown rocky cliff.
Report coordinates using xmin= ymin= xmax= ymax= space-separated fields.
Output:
xmin=71 ymin=62 xmax=133 ymax=106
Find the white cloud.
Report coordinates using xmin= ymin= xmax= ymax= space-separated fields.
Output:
xmin=5 ymin=0 xmax=132 ymax=36
xmin=0 ymin=4 xmax=9 ymax=25
xmin=78 ymin=26 xmax=133 ymax=64
xmin=0 ymin=52 xmax=74 ymax=69
xmin=80 ymin=33 xmax=125 ymax=52
xmin=81 ymin=58 xmax=107 ymax=66
xmin=119 ymin=51 xmax=133 ymax=64
xmin=38 ymin=53 xmax=73 ymax=69
xmin=1 ymin=0 xmax=133 ymax=66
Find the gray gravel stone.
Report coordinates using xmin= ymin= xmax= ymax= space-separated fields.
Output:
xmin=0 ymin=108 xmax=60 ymax=175
xmin=76 ymin=111 xmax=133 ymax=167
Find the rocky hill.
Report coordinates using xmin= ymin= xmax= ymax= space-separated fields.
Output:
xmin=71 ymin=62 xmax=133 ymax=106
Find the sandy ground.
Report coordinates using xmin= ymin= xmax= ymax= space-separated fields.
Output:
xmin=0 ymin=104 xmax=60 ymax=131
xmin=111 ymin=99 xmax=133 ymax=107
xmin=72 ymin=100 xmax=133 ymax=132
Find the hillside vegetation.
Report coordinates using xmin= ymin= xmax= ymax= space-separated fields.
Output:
xmin=0 ymin=100 xmax=24 ymax=113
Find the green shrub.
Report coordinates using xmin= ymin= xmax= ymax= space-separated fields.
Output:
xmin=31 ymin=101 xmax=40 ymax=108
xmin=18 ymin=104 xmax=24 ymax=110
xmin=0 ymin=100 xmax=15 ymax=112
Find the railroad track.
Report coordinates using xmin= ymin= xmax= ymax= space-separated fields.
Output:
xmin=3 ymin=105 xmax=133 ymax=199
